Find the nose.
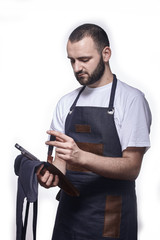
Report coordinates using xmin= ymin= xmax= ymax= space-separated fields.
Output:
xmin=73 ymin=60 xmax=83 ymax=73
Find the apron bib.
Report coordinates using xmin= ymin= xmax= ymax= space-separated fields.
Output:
xmin=52 ymin=75 xmax=137 ymax=240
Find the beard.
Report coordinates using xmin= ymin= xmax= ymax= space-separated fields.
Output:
xmin=74 ymin=56 xmax=105 ymax=86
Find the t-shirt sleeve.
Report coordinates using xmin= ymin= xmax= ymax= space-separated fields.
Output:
xmin=50 ymin=100 xmax=65 ymax=133
xmin=119 ymin=92 xmax=152 ymax=151
xmin=49 ymin=88 xmax=80 ymax=134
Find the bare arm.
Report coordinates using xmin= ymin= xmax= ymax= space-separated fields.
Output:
xmin=46 ymin=130 xmax=145 ymax=181
xmin=79 ymin=147 xmax=145 ymax=180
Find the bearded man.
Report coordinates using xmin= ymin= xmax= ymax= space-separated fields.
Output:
xmin=37 ymin=23 xmax=151 ymax=240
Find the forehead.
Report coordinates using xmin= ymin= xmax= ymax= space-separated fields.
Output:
xmin=67 ymin=37 xmax=99 ymax=58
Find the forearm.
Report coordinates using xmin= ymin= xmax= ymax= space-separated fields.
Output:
xmin=53 ymin=153 xmax=67 ymax=175
xmin=46 ymin=131 xmax=145 ymax=181
xmin=78 ymin=147 xmax=145 ymax=181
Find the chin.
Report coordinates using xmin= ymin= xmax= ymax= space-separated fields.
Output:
xmin=77 ymin=78 xmax=89 ymax=86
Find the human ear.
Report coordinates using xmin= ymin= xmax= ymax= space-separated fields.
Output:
xmin=102 ymin=46 xmax=111 ymax=63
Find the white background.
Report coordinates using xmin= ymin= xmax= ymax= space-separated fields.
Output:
xmin=0 ymin=0 xmax=160 ymax=239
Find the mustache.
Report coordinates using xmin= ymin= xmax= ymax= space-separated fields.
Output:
xmin=75 ymin=70 xmax=88 ymax=77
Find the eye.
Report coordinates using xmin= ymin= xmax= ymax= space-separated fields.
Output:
xmin=80 ymin=58 xmax=89 ymax=62
xmin=79 ymin=57 xmax=92 ymax=63
xmin=69 ymin=58 xmax=75 ymax=64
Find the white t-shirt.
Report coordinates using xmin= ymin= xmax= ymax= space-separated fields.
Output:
xmin=50 ymin=80 xmax=151 ymax=151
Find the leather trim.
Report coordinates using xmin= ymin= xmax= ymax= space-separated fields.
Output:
xmin=75 ymin=124 xmax=91 ymax=133
xmin=47 ymin=155 xmax=53 ymax=163
xmin=76 ymin=142 xmax=103 ymax=156
xmin=66 ymin=142 xmax=103 ymax=172
xmin=103 ymin=195 xmax=122 ymax=238
xmin=66 ymin=164 xmax=91 ymax=172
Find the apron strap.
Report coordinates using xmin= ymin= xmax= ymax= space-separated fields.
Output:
xmin=47 ymin=135 xmax=56 ymax=163
xmin=69 ymin=74 xmax=118 ymax=114
xmin=33 ymin=200 xmax=38 ymax=240
xmin=108 ymin=74 xmax=117 ymax=113
xmin=20 ymin=200 xmax=38 ymax=240
xmin=69 ymin=86 xmax=86 ymax=113
xmin=22 ymin=201 xmax=30 ymax=240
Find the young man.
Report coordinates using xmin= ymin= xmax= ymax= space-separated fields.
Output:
xmin=37 ymin=24 xmax=151 ymax=240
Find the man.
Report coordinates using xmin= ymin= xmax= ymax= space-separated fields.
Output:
xmin=37 ymin=24 xmax=151 ymax=240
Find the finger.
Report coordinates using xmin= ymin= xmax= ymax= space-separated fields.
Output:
xmin=45 ymin=174 xmax=55 ymax=187
xmin=39 ymin=170 xmax=50 ymax=183
xmin=56 ymin=153 xmax=70 ymax=161
xmin=47 ymin=130 xmax=72 ymax=142
xmin=52 ymin=175 xmax=59 ymax=186
xmin=38 ymin=172 xmax=55 ymax=189
xmin=56 ymin=136 xmax=64 ymax=142
xmin=36 ymin=164 xmax=44 ymax=175
xmin=45 ymin=140 xmax=68 ymax=149
xmin=56 ymin=147 xmax=70 ymax=155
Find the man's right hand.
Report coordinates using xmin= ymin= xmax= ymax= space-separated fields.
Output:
xmin=37 ymin=164 xmax=59 ymax=188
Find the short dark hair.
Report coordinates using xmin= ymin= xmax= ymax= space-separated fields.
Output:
xmin=68 ymin=23 xmax=110 ymax=53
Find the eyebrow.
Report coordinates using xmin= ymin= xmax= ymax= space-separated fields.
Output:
xmin=67 ymin=56 xmax=92 ymax=60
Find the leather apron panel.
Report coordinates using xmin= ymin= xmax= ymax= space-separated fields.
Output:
xmin=103 ymin=195 xmax=122 ymax=238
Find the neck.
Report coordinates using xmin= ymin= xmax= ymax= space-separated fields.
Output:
xmin=88 ymin=65 xmax=113 ymax=88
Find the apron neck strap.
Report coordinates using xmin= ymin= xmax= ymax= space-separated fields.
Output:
xmin=69 ymin=86 xmax=86 ymax=112
xmin=108 ymin=74 xmax=117 ymax=112
xmin=69 ymin=74 xmax=118 ymax=113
